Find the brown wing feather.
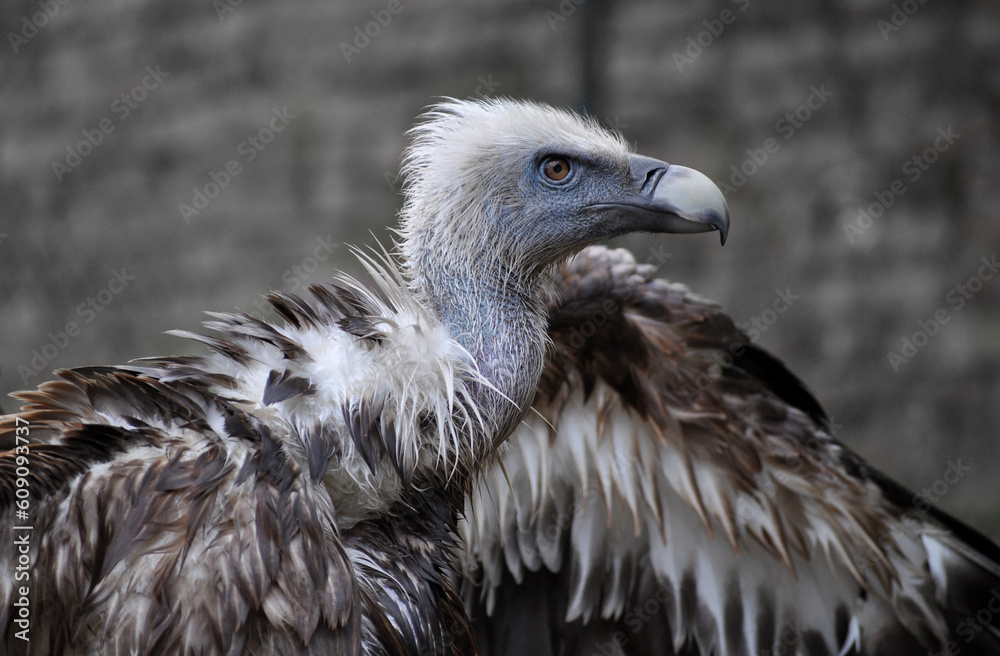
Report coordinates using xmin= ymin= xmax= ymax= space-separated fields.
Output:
xmin=0 ymin=367 xmax=363 ymax=655
xmin=463 ymin=246 xmax=1000 ymax=656
xmin=2 ymin=274 xmax=487 ymax=656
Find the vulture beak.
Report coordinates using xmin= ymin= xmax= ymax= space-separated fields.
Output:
xmin=599 ymin=155 xmax=731 ymax=245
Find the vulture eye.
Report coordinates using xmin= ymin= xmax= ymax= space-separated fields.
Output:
xmin=541 ymin=156 xmax=573 ymax=184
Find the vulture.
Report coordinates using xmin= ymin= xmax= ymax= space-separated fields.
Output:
xmin=1 ymin=99 xmax=997 ymax=656
xmin=0 ymin=98 xmax=727 ymax=655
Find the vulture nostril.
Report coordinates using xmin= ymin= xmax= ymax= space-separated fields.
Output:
xmin=641 ymin=167 xmax=663 ymax=193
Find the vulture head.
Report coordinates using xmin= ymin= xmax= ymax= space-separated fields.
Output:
xmin=399 ymin=99 xmax=728 ymax=284
xmin=397 ymin=99 xmax=729 ymax=435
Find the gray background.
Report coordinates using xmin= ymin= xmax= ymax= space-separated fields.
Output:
xmin=2 ymin=0 xmax=999 ymax=539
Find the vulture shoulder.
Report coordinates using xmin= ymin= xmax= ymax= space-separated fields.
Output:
xmin=461 ymin=245 xmax=1000 ymax=656
xmin=0 ymin=272 xmax=479 ymax=656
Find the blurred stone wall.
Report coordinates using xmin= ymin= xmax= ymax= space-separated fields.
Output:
xmin=1 ymin=0 xmax=999 ymax=537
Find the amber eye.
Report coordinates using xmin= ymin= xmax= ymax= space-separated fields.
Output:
xmin=541 ymin=156 xmax=572 ymax=183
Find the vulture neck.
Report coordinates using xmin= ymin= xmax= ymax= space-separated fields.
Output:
xmin=410 ymin=247 xmax=549 ymax=447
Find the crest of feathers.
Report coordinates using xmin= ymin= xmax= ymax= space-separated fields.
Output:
xmin=2 ymin=249 xmax=497 ymax=515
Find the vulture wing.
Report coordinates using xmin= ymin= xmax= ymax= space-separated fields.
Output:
xmin=0 ymin=274 xmax=478 ymax=656
xmin=461 ymin=246 xmax=1000 ymax=656
xmin=0 ymin=365 xmax=362 ymax=655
